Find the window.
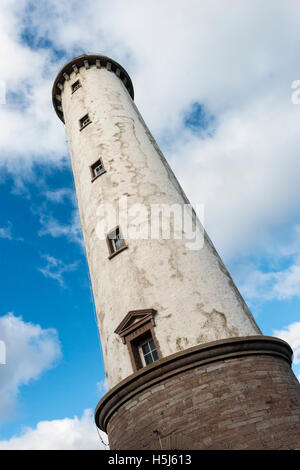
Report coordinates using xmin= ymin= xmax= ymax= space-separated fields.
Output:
xmin=114 ymin=309 xmax=161 ymax=372
xmin=90 ymin=158 xmax=106 ymax=180
xmin=107 ymin=226 xmax=127 ymax=258
xmin=140 ymin=338 xmax=159 ymax=365
xmin=79 ymin=114 xmax=91 ymax=130
xmin=72 ymin=80 xmax=81 ymax=93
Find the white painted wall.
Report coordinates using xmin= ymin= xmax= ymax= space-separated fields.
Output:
xmin=59 ymin=61 xmax=261 ymax=389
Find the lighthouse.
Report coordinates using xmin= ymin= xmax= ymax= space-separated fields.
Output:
xmin=52 ymin=54 xmax=300 ymax=450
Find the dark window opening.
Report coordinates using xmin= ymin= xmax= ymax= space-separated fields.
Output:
xmin=107 ymin=226 xmax=127 ymax=258
xmin=130 ymin=331 xmax=159 ymax=370
xmin=141 ymin=338 xmax=159 ymax=365
xmin=72 ymin=80 xmax=81 ymax=93
xmin=90 ymin=158 xmax=105 ymax=180
xmin=79 ymin=114 xmax=91 ymax=129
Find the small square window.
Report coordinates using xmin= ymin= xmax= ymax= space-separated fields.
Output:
xmin=107 ymin=226 xmax=127 ymax=258
xmin=72 ymin=80 xmax=81 ymax=93
xmin=90 ymin=159 xmax=105 ymax=180
xmin=79 ymin=114 xmax=91 ymax=130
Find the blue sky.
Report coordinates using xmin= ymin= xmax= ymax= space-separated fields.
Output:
xmin=0 ymin=0 xmax=300 ymax=449
xmin=0 ymin=165 xmax=106 ymax=439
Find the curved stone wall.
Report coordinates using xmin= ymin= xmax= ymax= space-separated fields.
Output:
xmin=95 ymin=337 xmax=300 ymax=450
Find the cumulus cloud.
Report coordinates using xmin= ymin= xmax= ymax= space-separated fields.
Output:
xmin=0 ymin=312 xmax=61 ymax=423
xmin=1 ymin=0 xmax=300 ymax=299
xmin=0 ymin=0 xmax=298 ymax=264
xmin=0 ymin=409 xmax=108 ymax=450
xmin=273 ymin=322 xmax=300 ymax=364
xmin=1 ymin=0 xmax=300 ymax=448
xmin=170 ymin=95 xmax=300 ymax=260
xmin=0 ymin=1 xmax=66 ymax=170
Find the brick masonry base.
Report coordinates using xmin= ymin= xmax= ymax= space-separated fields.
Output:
xmin=95 ymin=336 xmax=300 ymax=450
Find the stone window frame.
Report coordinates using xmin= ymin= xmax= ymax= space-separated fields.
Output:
xmin=106 ymin=226 xmax=128 ymax=259
xmin=79 ymin=113 xmax=91 ymax=131
xmin=114 ymin=309 xmax=161 ymax=372
xmin=71 ymin=79 xmax=81 ymax=94
xmin=90 ymin=157 xmax=106 ymax=182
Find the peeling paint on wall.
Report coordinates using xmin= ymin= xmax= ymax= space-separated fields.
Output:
xmin=61 ymin=65 xmax=261 ymax=389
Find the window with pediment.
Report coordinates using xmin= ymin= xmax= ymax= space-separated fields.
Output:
xmin=114 ymin=309 xmax=161 ymax=371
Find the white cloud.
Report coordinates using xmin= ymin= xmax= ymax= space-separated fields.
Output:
xmin=271 ymin=261 xmax=300 ymax=300
xmin=0 ymin=409 xmax=108 ymax=450
xmin=38 ymin=254 xmax=78 ymax=287
xmin=170 ymin=94 xmax=300 ymax=260
xmin=0 ymin=312 xmax=61 ymax=423
xmin=0 ymin=1 xmax=66 ymax=169
xmin=0 ymin=3 xmax=300 ymax=272
xmin=273 ymin=322 xmax=300 ymax=364
xmin=237 ymin=260 xmax=300 ymax=302
xmin=0 ymin=222 xmax=23 ymax=241
xmin=0 ymin=222 xmax=13 ymax=239
xmin=43 ymin=188 xmax=74 ymax=204
xmin=1 ymin=1 xmax=300 ymax=448
xmin=234 ymin=225 xmax=300 ymax=302
xmin=97 ymin=377 xmax=108 ymax=396
xmin=38 ymin=210 xmax=83 ymax=246
xmin=0 ymin=0 xmax=297 ymax=263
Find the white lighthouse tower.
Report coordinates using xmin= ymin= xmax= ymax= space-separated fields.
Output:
xmin=52 ymin=54 xmax=300 ymax=450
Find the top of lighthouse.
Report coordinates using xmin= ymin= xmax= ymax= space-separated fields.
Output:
xmin=52 ymin=53 xmax=134 ymax=123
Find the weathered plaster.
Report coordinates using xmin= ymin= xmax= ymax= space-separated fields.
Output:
xmin=58 ymin=61 xmax=261 ymax=389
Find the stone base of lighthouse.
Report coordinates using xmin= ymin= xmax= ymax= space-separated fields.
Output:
xmin=95 ymin=337 xmax=300 ymax=450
